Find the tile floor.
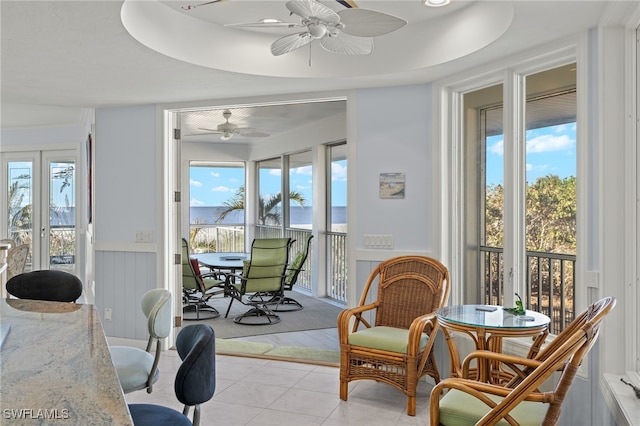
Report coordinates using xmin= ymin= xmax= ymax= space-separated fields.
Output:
xmin=125 ymin=330 xmax=436 ymax=425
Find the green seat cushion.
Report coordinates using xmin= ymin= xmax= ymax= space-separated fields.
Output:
xmin=348 ymin=326 xmax=428 ymax=353
xmin=285 ymin=250 xmax=306 ymax=284
xmin=438 ymin=389 xmax=549 ymax=426
xmin=201 ymin=276 xmax=224 ymax=291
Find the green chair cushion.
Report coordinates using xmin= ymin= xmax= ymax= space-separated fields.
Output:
xmin=348 ymin=326 xmax=428 ymax=353
xmin=201 ymin=276 xmax=224 ymax=291
xmin=285 ymin=250 xmax=306 ymax=284
xmin=438 ymin=388 xmax=549 ymax=426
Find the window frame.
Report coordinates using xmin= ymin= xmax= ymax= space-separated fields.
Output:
xmin=434 ymin=41 xmax=588 ymax=335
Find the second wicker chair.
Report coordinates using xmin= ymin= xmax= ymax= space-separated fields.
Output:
xmin=338 ymin=255 xmax=450 ymax=416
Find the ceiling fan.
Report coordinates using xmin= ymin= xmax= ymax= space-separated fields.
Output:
xmin=197 ymin=110 xmax=270 ymax=141
xmin=225 ymin=0 xmax=407 ymax=56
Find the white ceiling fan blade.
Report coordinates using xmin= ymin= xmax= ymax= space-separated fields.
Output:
xmin=337 ymin=9 xmax=407 ymax=37
xmin=271 ymin=32 xmax=312 ymax=56
xmin=320 ymin=33 xmax=372 ymax=55
xmin=181 ymin=0 xmax=228 ymax=11
xmin=286 ymin=0 xmax=340 ymax=24
xmin=193 ymin=128 xmax=224 ymax=136
xmin=238 ymin=131 xmax=270 ymax=137
xmin=225 ymin=22 xmax=302 ymax=29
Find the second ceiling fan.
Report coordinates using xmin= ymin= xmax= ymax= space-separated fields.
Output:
xmin=198 ymin=109 xmax=270 ymax=141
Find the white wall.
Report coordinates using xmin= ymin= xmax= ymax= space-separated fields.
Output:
xmin=94 ymin=105 xmax=158 ymax=245
xmin=93 ymin=104 xmax=161 ymax=340
xmin=354 ymin=85 xmax=433 ymax=254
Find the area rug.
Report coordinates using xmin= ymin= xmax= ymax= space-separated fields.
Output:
xmin=215 ymin=338 xmax=340 ymax=366
xmin=189 ymin=292 xmax=344 ymax=339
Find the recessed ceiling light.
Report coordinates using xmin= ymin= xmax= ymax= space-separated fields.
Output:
xmin=423 ymin=0 xmax=451 ymax=7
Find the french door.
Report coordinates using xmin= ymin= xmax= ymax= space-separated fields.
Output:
xmin=2 ymin=150 xmax=78 ymax=273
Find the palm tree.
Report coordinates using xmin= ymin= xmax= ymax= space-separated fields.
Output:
xmin=8 ymin=176 xmax=32 ymax=243
xmin=216 ymin=185 xmax=306 ymax=225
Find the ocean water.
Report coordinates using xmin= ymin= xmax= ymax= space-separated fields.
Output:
xmin=190 ymin=206 xmax=346 ymax=225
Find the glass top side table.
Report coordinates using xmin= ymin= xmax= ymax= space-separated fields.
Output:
xmin=436 ymin=304 xmax=551 ymax=384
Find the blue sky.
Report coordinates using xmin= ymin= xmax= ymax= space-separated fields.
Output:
xmin=190 ymin=160 xmax=347 ymax=207
xmin=485 ymin=123 xmax=576 ymax=186
xmin=189 ymin=122 xmax=574 ymax=208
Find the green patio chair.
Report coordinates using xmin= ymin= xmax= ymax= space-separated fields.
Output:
xmin=223 ymin=237 xmax=291 ymax=325
xmin=182 ymin=238 xmax=226 ymax=320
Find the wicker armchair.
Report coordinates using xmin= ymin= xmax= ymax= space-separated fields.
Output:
xmin=338 ymin=255 xmax=450 ymax=416
xmin=429 ymin=296 xmax=616 ymax=426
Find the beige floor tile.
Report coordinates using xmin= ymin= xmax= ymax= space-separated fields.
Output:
xmin=246 ymin=408 xmax=325 ymax=426
xmin=268 ymin=387 xmax=341 ymax=418
xmin=214 ymin=381 xmax=290 ymax=408
xmin=130 ymin=329 xmax=433 ymax=425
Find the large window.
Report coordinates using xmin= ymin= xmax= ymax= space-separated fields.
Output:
xmin=256 ymin=157 xmax=283 ymax=238
xmin=464 ymin=64 xmax=577 ymax=334
xmin=288 ymin=150 xmax=312 ymax=231
xmin=188 ymin=162 xmax=245 ymax=253
xmin=254 ymin=144 xmax=348 ymax=302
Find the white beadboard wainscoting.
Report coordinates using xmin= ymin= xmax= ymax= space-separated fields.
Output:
xmin=94 ymin=248 xmax=157 ymax=341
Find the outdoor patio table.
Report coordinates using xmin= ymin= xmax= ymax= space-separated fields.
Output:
xmin=195 ymin=252 xmax=250 ymax=276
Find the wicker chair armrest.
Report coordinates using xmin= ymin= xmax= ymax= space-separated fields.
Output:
xmin=461 ymin=350 xmax=542 ymax=379
xmin=337 ymin=302 xmax=379 ymax=343
xmin=407 ymin=312 xmax=437 ymax=355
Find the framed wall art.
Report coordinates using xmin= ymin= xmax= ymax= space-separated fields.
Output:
xmin=379 ymin=172 xmax=405 ymax=199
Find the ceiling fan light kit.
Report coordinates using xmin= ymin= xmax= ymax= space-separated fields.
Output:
xmin=423 ymin=0 xmax=451 ymax=7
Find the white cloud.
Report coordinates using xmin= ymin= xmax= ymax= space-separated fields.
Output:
xmin=554 ymin=123 xmax=576 ymax=134
xmin=293 ymin=165 xmax=312 ymax=175
xmin=190 ymin=179 xmax=202 ymax=187
xmin=332 ymin=162 xmax=347 ymax=181
xmin=210 ymin=172 xmax=220 ymax=178
xmin=489 ymin=139 xmax=504 ymax=156
xmin=526 ymin=134 xmax=574 ymax=153
xmin=211 ymin=185 xmax=231 ymax=192
xmin=191 ymin=198 xmax=204 ymax=206
xmin=488 ymin=134 xmax=574 ymax=156
xmin=269 ymin=169 xmax=282 ymax=176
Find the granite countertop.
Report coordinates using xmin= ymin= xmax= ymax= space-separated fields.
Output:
xmin=0 ymin=298 xmax=132 ymax=425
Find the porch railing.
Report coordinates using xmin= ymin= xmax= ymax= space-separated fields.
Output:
xmin=189 ymin=225 xmax=245 ymax=253
xmin=255 ymin=226 xmax=348 ymax=303
xmin=481 ymin=246 xmax=576 ymax=334
xmin=327 ymin=231 xmax=347 ymax=303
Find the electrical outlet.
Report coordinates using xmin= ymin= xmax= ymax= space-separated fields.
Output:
xmin=364 ymin=234 xmax=394 ymax=249
xmin=104 ymin=308 xmax=112 ymax=321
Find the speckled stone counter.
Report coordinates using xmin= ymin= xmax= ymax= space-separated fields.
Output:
xmin=0 ymin=299 xmax=133 ymax=425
